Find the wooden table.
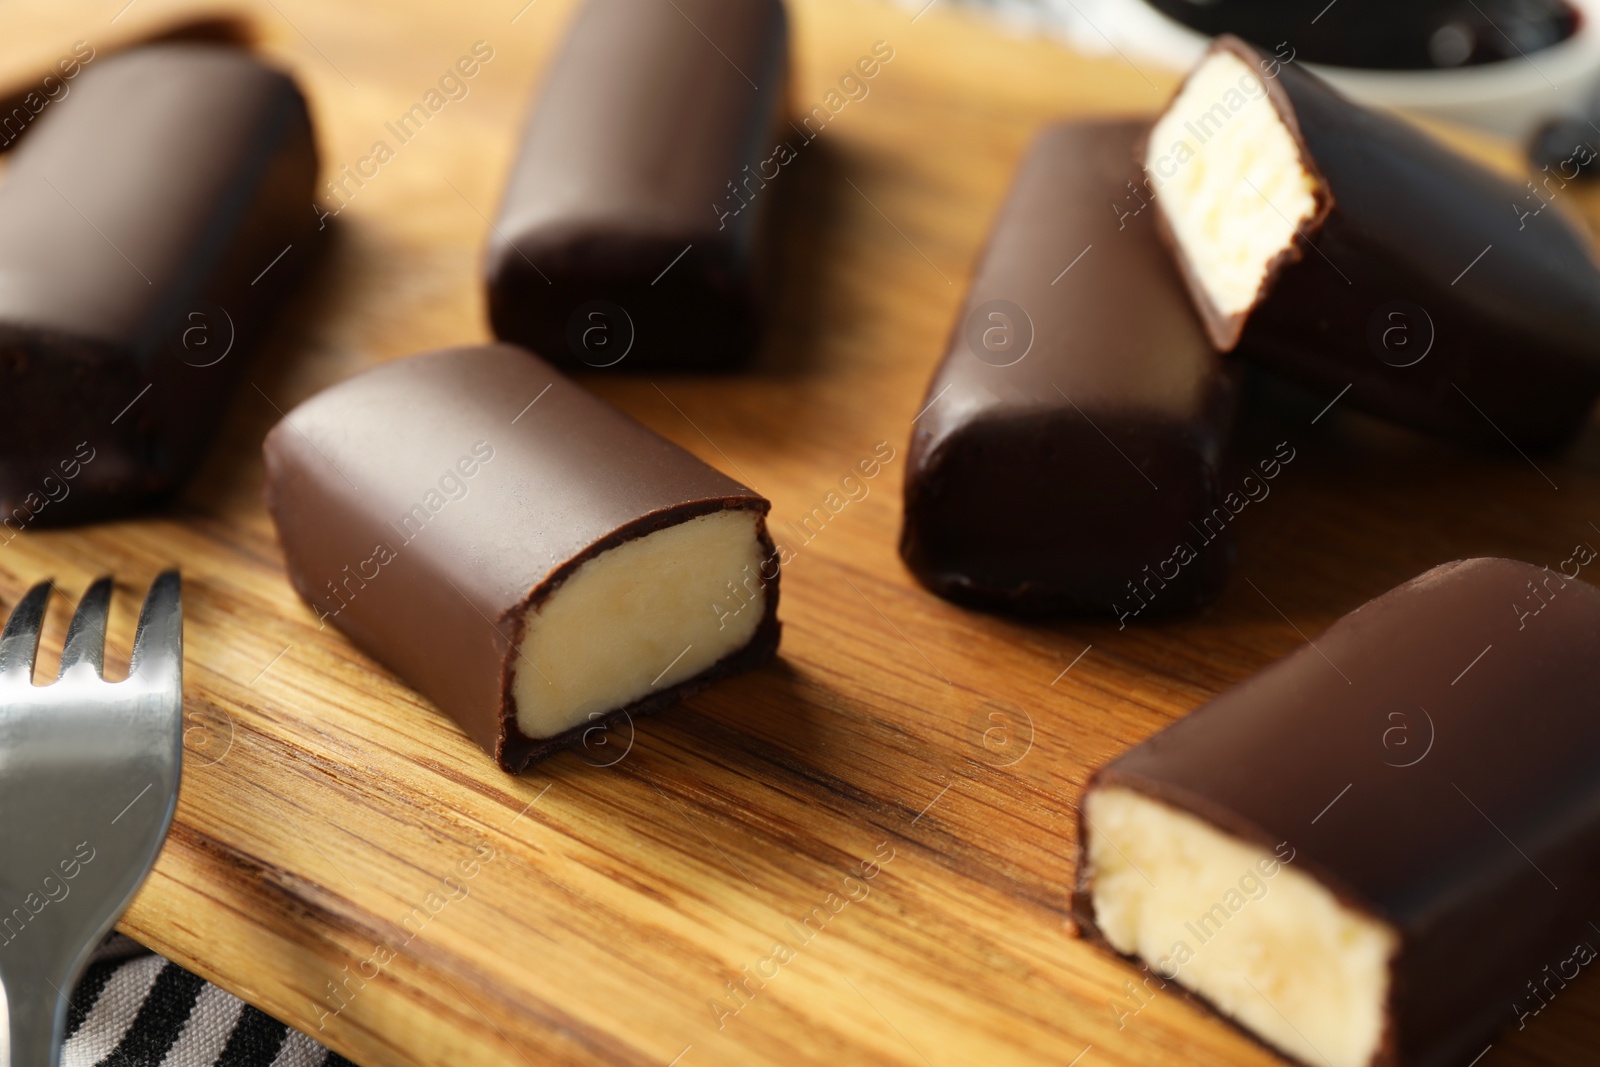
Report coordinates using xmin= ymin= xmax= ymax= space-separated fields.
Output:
xmin=4 ymin=0 xmax=1599 ymax=1063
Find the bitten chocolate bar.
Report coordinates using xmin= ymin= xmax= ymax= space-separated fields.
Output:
xmin=485 ymin=0 xmax=788 ymax=372
xmin=900 ymin=121 xmax=1236 ymax=615
xmin=1145 ymin=36 xmax=1600 ymax=452
xmin=1074 ymin=557 xmax=1600 ymax=1067
xmin=263 ymin=344 xmax=781 ymax=772
xmin=0 ymin=44 xmax=317 ymax=525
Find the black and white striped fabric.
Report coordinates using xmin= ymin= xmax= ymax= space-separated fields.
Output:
xmin=61 ymin=936 xmax=353 ymax=1067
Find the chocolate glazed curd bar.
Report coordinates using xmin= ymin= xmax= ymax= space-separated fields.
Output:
xmin=485 ymin=0 xmax=788 ymax=372
xmin=1145 ymin=36 xmax=1600 ymax=452
xmin=0 ymin=44 xmax=318 ymax=524
xmin=900 ymin=121 xmax=1236 ymax=615
xmin=263 ymin=345 xmax=781 ymax=771
xmin=1073 ymin=557 xmax=1600 ymax=1067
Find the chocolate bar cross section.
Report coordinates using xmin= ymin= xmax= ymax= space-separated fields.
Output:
xmin=1146 ymin=36 xmax=1600 ymax=451
xmin=1075 ymin=556 xmax=1600 ymax=1067
xmin=264 ymin=344 xmax=781 ymax=771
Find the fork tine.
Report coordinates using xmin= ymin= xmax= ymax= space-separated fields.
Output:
xmin=58 ymin=576 xmax=114 ymax=679
xmin=0 ymin=580 xmax=52 ymax=683
xmin=129 ymin=570 xmax=182 ymax=685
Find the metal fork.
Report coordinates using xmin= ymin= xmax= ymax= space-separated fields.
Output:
xmin=0 ymin=573 xmax=182 ymax=1067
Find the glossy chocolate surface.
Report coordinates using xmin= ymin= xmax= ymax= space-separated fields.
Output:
xmin=0 ymin=43 xmax=318 ymax=525
xmin=486 ymin=0 xmax=788 ymax=372
xmin=262 ymin=344 xmax=781 ymax=772
xmin=1075 ymin=557 xmax=1600 ymax=1066
xmin=1153 ymin=37 xmax=1600 ymax=453
xmin=901 ymin=121 xmax=1236 ymax=616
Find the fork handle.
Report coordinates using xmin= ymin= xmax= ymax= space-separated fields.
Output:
xmin=5 ymin=983 xmax=65 ymax=1067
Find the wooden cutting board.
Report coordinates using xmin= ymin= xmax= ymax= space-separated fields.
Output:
xmin=4 ymin=0 xmax=1600 ymax=1063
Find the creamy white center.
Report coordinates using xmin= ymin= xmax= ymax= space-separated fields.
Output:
xmin=1084 ymin=787 xmax=1396 ymax=1067
xmin=1148 ymin=50 xmax=1321 ymax=322
xmin=511 ymin=509 xmax=767 ymax=739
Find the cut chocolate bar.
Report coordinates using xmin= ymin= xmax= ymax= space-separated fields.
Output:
xmin=485 ymin=0 xmax=788 ymax=372
xmin=1146 ymin=36 xmax=1600 ymax=451
xmin=0 ymin=43 xmax=318 ymax=525
xmin=900 ymin=120 xmax=1236 ymax=616
xmin=262 ymin=344 xmax=781 ymax=772
xmin=1074 ymin=557 xmax=1600 ymax=1067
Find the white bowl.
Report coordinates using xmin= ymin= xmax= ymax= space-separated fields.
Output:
xmin=1080 ymin=0 xmax=1600 ymax=138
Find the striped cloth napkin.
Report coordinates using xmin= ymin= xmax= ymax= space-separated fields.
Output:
xmin=60 ymin=936 xmax=350 ymax=1067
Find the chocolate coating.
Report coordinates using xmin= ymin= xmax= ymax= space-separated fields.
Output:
xmin=900 ymin=121 xmax=1236 ymax=616
xmin=1152 ymin=37 xmax=1600 ymax=453
xmin=1074 ymin=557 xmax=1600 ymax=1067
xmin=0 ymin=43 xmax=318 ymax=525
xmin=485 ymin=0 xmax=788 ymax=372
xmin=262 ymin=344 xmax=781 ymax=772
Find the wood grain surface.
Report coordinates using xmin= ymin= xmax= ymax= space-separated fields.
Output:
xmin=4 ymin=0 xmax=1600 ymax=1063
